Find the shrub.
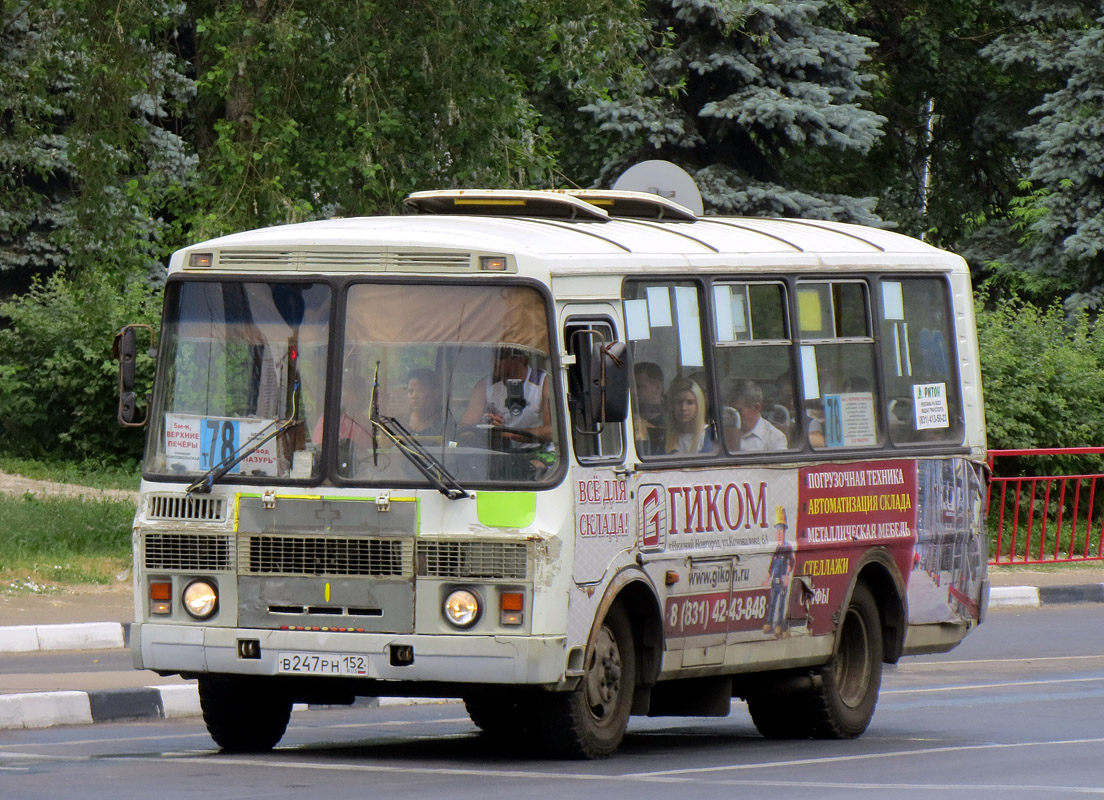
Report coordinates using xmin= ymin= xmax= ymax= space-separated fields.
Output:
xmin=0 ymin=270 xmax=161 ymax=465
xmin=976 ymin=293 xmax=1104 ymax=476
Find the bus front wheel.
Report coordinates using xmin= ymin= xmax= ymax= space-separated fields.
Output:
xmin=198 ymin=675 xmax=292 ymax=752
xmin=537 ymin=604 xmax=635 ymax=759
xmin=463 ymin=692 xmax=536 ymax=739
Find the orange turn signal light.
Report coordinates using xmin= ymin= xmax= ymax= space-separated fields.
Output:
xmin=500 ymin=592 xmax=524 ymax=626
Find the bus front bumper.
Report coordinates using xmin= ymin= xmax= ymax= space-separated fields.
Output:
xmin=131 ymin=623 xmax=569 ymax=686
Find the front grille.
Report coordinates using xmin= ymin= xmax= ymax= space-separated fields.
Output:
xmin=243 ymin=535 xmax=411 ymax=577
xmin=144 ymin=533 xmax=232 ymax=571
xmin=417 ymin=541 xmax=529 ymax=580
xmin=147 ymin=493 xmax=227 ymax=523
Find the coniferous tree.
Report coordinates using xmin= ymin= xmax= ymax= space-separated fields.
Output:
xmin=0 ymin=1 xmax=194 ymax=294
xmin=585 ymin=0 xmax=886 ymax=222
xmin=982 ymin=0 xmax=1104 ymax=310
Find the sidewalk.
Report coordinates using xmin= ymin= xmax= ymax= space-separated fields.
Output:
xmin=2 ymin=566 xmax=1103 ymax=731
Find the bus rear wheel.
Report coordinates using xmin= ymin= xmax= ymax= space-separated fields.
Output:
xmin=537 ymin=604 xmax=635 ymax=759
xmin=746 ymin=582 xmax=882 ymax=740
xmin=198 ymin=675 xmax=292 ymax=752
xmin=810 ymin=582 xmax=882 ymax=738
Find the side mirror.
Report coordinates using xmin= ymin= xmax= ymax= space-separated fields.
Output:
xmin=112 ymin=324 xmax=155 ymax=427
xmin=588 ymin=340 xmax=630 ymax=425
xmin=115 ymin=327 xmax=137 ymax=392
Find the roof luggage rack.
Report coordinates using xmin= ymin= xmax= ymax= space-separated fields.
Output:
xmin=404 ymin=190 xmax=609 ymax=221
xmin=405 ymin=188 xmax=700 ymax=222
xmin=560 ymin=189 xmax=698 ymax=221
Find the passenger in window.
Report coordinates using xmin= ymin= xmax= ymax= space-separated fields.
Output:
xmin=665 ymin=377 xmax=716 ymax=455
xmin=633 ymin=361 xmax=666 ymax=430
xmin=766 ymin=373 xmax=796 ymax=435
xmin=312 ymin=373 xmax=373 ymax=447
xmin=460 ymin=346 xmax=552 ymax=441
xmin=405 ymin=368 xmax=443 ymax=435
xmin=723 ymin=379 xmax=788 ymax=451
xmin=633 ymin=361 xmax=666 ymax=454
xmin=806 ymin=400 xmax=827 ymax=447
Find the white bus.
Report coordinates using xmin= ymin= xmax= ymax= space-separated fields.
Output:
xmin=116 ymin=188 xmax=988 ymax=758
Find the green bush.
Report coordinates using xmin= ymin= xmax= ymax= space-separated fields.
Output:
xmin=0 ymin=270 xmax=161 ymax=465
xmin=976 ymin=294 xmax=1104 ymax=476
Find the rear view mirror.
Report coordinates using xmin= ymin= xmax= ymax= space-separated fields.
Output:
xmin=112 ymin=324 xmax=156 ymax=427
xmin=590 ymin=340 xmax=630 ymax=424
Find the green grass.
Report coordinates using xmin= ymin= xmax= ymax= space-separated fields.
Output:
xmin=0 ymin=455 xmax=139 ymax=492
xmin=0 ymin=493 xmax=135 ymax=595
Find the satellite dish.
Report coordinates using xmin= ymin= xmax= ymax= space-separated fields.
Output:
xmin=612 ymin=160 xmax=704 ymax=217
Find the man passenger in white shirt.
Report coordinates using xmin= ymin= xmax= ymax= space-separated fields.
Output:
xmin=725 ymin=378 xmax=788 ymax=452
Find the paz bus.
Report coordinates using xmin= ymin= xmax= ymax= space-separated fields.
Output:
xmin=115 ymin=187 xmax=988 ymax=758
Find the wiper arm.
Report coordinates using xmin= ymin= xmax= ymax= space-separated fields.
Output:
xmin=370 ymin=413 xmax=468 ymax=500
xmin=187 ymin=382 xmax=301 ymax=494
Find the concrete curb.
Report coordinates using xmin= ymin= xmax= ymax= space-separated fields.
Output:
xmin=0 ymin=684 xmax=200 ymax=730
xmin=0 ymin=622 xmax=129 ymax=653
xmin=987 ymin=583 xmax=1104 ymax=608
xmin=0 ymin=687 xmax=435 ymax=731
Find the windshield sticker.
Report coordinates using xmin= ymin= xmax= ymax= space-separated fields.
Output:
xmin=165 ymin=414 xmax=277 ymax=476
xmin=913 ymin=382 xmax=950 ymax=429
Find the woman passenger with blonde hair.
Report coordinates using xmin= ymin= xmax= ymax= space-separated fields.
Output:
xmin=664 ymin=377 xmax=715 ymax=455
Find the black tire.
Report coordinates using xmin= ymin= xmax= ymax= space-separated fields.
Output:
xmin=463 ymin=692 xmax=536 ymax=738
xmin=746 ymin=582 xmax=882 ymax=740
xmin=198 ymin=675 xmax=293 ymax=752
xmin=745 ymin=681 xmax=818 ymax=739
xmin=536 ymin=604 xmax=636 ymax=759
xmin=810 ymin=582 xmax=883 ymax=738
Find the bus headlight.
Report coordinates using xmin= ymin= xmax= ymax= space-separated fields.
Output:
xmin=182 ymin=579 xmax=219 ymax=619
xmin=443 ymin=588 xmax=481 ymax=628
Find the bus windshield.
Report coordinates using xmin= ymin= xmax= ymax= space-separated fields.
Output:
xmin=336 ymin=282 xmax=560 ymax=486
xmin=146 ymin=280 xmax=331 ymax=481
xmin=145 ymin=279 xmax=562 ymax=487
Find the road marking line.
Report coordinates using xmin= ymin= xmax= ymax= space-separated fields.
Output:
xmin=902 ymin=654 xmax=1104 ymax=668
xmin=629 ymin=737 xmax=1104 ymax=777
xmin=883 ymin=676 xmax=1104 ymax=695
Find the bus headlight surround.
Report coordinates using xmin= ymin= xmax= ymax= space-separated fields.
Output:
xmin=182 ymin=579 xmax=219 ymax=619
xmin=443 ymin=588 xmax=481 ymax=628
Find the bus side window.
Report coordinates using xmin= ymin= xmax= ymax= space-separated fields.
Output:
xmin=565 ymin=320 xmax=624 ymax=462
xmin=623 ymin=281 xmax=715 ymax=459
xmin=878 ymin=278 xmax=963 ymax=445
xmin=712 ymin=282 xmax=798 ymax=454
xmin=797 ymin=280 xmax=881 ymax=449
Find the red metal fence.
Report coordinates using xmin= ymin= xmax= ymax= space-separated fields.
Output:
xmin=987 ymin=447 xmax=1104 ymax=565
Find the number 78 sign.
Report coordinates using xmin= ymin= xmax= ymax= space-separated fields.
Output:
xmin=165 ymin=414 xmax=278 ymax=476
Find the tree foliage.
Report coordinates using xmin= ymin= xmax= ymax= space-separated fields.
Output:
xmin=7 ymin=0 xmax=1104 ymax=462
xmin=849 ymin=0 xmax=1030 ymax=245
xmin=976 ymin=292 xmax=1104 ymax=474
xmin=0 ymin=0 xmax=194 ymax=293
xmin=983 ymin=0 xmax=1104 ymax=312
xmin=0 ymin=270 xmax=160 ymax=463
xmin=585 ymin=0 xmax=887 ymax=222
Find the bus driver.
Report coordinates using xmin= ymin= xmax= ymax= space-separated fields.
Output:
xmin=460 ymin=346 xmax=552 ymax=442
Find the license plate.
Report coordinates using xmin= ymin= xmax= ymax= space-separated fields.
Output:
xmin=276 ymin=651 xmax=369 ymax=676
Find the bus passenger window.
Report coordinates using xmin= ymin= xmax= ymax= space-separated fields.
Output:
xmin=797 ymin=281 xmax=881 ymax=449
xmin=623 ymin=281 xmax=715 ymax=459
xmin=712 ymin=282 xmax=797 ymax=453
xmin=879 ymin=278 xmax=963 ymax=445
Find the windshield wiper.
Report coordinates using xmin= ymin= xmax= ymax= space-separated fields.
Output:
xmin=370 ymin=413 xmax=468 ymax=500
xmin=187 ymin=382 xmax=301 ymax=494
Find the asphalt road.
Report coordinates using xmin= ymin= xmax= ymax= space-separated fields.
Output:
xmin=2 ymin=605 xmax=1103 ymax=800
